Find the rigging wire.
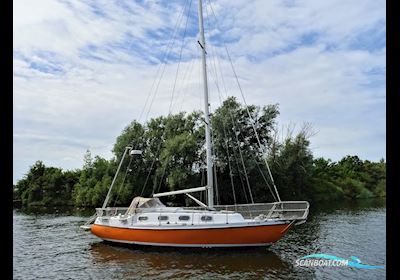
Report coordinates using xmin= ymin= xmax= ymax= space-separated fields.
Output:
xmin=209 ymin=70 xmax=238 ymax=205
xmin=222 ymin=126 xmax=237 ymax=205
xmin=206 ymin=54 xmax=249 ymax=204
xmin=207 ymin=61 xmax=238 ymax=204
xmin=209 ymin=111 xmax=220 ymax=205
xmin=113 ymin=155 xmax=134 ymax=206
xmin=232 ymin=122 xmax=254 ymax=203
xmin=175 ymin=57 xmax=197 ymax=112
xmin=210 ymin=40 xmax=278 ymax=202
xmin=128 ymin=0 xmax=193 ymax=198
xmin=204 ymin=33 xmax=242 ymax=204
xmin=232 ymin=146 xmax=249 ymax=204
xmin=141 ymin=0 xmax=194 ymax=197
xmin=148 ymin=58 xmax=198 ymax=195
xmin=255 ymin=161 xmax=277 ymax=201
xmin=137 ymin=0 xmax=190 ymax=123
xmin=204 ymin=7 xmax=254 ymax=204
xmin=143 ymin=0 xmax=191 ymax=123
xmin=223 ymin=46 xmax=281 ymax=200
xmin=224 ymin=41 xmax=281 ymax=202
xmin=119 ymin=0 xmax=278 ymax=204
xmin=155 ymin=159 xmax=169 ymax=194
xmin=154 ymin=0 xmax=193 ymax=195
xmin=140 ymin=151 xmax=157 ymax=196
xmin=168 ymin=0 xmax=193 ymax=113
xmin=203 ymin=3 xmax=254 ymax=204
xmin=206 ymin=0 xmax=281 ymax=202
xmin=115 ymin=0 xmax=191 ymax=200
xmin=203 ymin=2 xmax=239 ymax=205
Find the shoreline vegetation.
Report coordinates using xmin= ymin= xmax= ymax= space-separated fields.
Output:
xmin=13 ymin=97 xmax=385 ymax=208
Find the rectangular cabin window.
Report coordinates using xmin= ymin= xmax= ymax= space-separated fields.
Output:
xmin=201 ymin=216 xmax=212 ymax=221
xmin=158 ymin=216 xmax=169 ymax=221
xmin=138 ymin=216 xmax=148 ymax=221
xmin=179 ymin=216 xmax=190 ymax=221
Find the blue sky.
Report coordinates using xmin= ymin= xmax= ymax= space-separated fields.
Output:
xmin=13 ymin=0 xmax=385 ymax=184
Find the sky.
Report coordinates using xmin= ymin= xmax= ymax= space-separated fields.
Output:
xmin=13 ymin=0 xmax=386 ymax=184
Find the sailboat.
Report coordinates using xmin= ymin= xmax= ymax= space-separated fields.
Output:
xmin=84 ymin=0 xmax=309 ymax=248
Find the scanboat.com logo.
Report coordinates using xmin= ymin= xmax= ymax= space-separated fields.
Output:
xmin=295 ymin=254 xmax=384 ymax=269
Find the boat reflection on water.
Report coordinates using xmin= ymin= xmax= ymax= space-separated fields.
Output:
xmin=88 ymin=241 xmax=296 ymax=279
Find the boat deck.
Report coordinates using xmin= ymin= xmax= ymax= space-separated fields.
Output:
xmin=94 ymin=201 xmax=309 ymax=223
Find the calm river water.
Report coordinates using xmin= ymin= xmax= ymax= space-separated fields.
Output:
xmin=13 ymin=199 xmax=386 ymax=279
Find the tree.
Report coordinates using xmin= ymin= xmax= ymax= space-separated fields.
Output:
xmin=14 ymin=161 xmax=80 ymax=206
xmin=268 ymin=125 xmax=315 ymax=201
xmin=83 ymin=150 xmax=93 ymax=170
xmin=13 ymin=97 xmax=386 ymax=207
xmin=211 ymin=97 xmax=279 ymax=204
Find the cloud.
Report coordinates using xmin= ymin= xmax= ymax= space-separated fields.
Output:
xmin=13 ymin=0 xmax=385 ymax=183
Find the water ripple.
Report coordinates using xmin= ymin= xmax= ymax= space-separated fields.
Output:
xmin=13 ymin=200 xmax=386 ymax=280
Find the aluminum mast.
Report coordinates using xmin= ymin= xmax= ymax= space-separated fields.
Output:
xmin=197 ymin=0 xmax=214 ymax=208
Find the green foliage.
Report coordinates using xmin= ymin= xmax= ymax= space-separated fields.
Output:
xmin=211 ymin=97 xmax=280 ymax=204
xmin=307 ymin=156 xmax=385 ymax=201
xmin=268 ymin=129 xmax=314 ymax=201
xmin=72 ymin=155 xmax=113 ymax=207
xmin=13 ymin=98 xmax=386 ymax=207
xmin=374 ymin=179 xmax=386 ymax=197
xmin=14 ymin=161 xmax=80 ymax=206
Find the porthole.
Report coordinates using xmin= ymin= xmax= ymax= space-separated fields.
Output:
xmin=158 ymin=216 xmax=169 ymax=221
xmin=179 ymin=216 xmax=190 ymax=221
xmin=138 ymin=216 xmax=148 ymax=221
xmin=201 ymin=216 xmax=212 ymax=221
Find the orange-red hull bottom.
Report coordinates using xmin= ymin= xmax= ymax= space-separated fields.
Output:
xmin=91 ymin=223 xmax=292 ymax=247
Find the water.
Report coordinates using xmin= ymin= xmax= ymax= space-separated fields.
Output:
xmin=13 ymin=199 xmax=386 ymax=279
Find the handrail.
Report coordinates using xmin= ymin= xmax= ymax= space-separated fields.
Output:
xmin=94 ymin=201 xmax=310 ymax=221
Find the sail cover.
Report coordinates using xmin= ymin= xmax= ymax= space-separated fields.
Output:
xmin=132 ymin=196 xmax=165 ymax=208
xmin=125 ymin=196 xmax=165 ymax=215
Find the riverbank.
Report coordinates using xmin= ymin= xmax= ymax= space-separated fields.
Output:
xmin=13 ymin=197 xmax=386 ymax=216
xmin=12 ymin=101 xmax=386 ymax=210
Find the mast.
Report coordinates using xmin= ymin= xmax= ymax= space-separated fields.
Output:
xmin=197 ymin=0 xmax=214 ymax=208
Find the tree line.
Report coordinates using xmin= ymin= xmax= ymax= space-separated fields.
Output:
xmin=13 ymin=97 xmax=386 ymax=207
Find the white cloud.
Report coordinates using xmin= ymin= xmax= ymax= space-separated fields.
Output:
xmin=13 ymin=0 xmax=385 ymax=183
xmin=209 ymin=0 xmax=385 ymax=56
xmin=13 ymin=0 xmax=174 ymax=58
